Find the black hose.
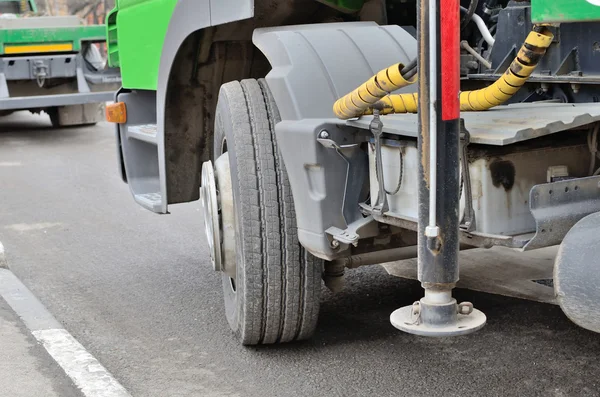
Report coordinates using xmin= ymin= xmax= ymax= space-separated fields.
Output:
xmin=401 ymin=58 xmax=417 ymax=75
xmin=403 ymin=67 xmax=418 ymax=80
xmin=460 ymin=0 xmax=479 ymax=30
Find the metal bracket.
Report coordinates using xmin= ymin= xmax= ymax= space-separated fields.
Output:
xmin=326 ymin=226 xmax=359 ymax=246
xmin=326 ymin=215 xmax=379 ymax=247
xmin=76 ymin=56 xmax=91 ymax=93
xmin=317 ymin=131 xmax=366 ymax=227
xmin=31 ymin=60 xmax=49 ymax=88
xmin=524 ymin=175 xmax=600 ymax=250
xmin=370 ymin=109 xmax=389 ymax=216
xmin=0 ymin=73 xmax=8 ymax=98
xmin=316 ymin=134 xmax=342 ymax=150
xmin=459 ymin=121 xmax=477 ymax=232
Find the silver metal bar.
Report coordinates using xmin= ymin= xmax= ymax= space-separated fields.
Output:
xmin=332 ymin=244 xmax=475 ymax=269
xmin=461 ymin=40 xmax=492 ymax=69
xmin=0 ymin=91 xmax=114 ymax=111
xmin=426 ymin=0 xmax=439 ymax=238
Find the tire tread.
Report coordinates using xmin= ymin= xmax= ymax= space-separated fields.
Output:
xmin=215 ymin=79 xmax=322 ymax=345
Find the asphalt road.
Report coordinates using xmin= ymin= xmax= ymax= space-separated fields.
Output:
xmin=1 ymin=111 xmax=599 ymax=397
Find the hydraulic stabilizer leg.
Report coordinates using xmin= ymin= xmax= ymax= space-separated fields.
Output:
xmin=390 ymin=0 xmax=486 ymax=336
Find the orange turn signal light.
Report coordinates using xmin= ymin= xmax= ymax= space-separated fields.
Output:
xmin=106 ymin=102 xmax=127 ymax=124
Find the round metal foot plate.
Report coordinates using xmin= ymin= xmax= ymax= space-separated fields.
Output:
xmin=390 ymin=305 xmax=486 ymax=337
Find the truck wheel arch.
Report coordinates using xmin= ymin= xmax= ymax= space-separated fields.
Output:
xmin=156 ymin=0 xmax=256 ymax=211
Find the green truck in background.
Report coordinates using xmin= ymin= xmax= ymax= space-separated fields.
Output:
xmin=0 ymin=0 xmax=120 ymax=127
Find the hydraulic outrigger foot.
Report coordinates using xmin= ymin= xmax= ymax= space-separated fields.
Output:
xmin=391 ymin=289 xmax=486 ymax=337
xmin=390 ymin=0 xmax=486 ymax=336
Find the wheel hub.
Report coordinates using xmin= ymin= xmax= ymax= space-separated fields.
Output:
xmin=201 ymin=154 xmax=236 ymax=277
xmin=201 ymin=160 xmax=222 ymax=271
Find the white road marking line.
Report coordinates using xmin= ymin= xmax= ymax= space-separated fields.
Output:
xmin=5 ymin=222 xmax=62 ymax=232
xmin=34 ymin=329 xmax=132 ymax=397
xmin=0 ymin=161 xmax=22 ymax=166
xmin=0 ymin=268 xmax=132 ymax=397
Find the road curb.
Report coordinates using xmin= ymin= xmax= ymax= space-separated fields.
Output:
xmin=0 ymin=241 xmax=7 ymax=269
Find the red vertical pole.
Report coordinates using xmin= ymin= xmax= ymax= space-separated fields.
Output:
xmin=441 ymin=0 xmax=460 ymax=122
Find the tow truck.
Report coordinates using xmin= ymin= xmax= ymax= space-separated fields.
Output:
xmin=106 ymin=0 xmax=600 ymax=344
xmin=0 ymin=0 xmax=120 ymax=126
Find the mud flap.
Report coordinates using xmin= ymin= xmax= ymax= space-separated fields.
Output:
xmin=555 ymin=212 xmax=600 ymax=333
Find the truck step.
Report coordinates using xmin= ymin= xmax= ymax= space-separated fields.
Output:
xmin=127 ymin=124 xmax=157 ymax=145
xmin=134 ymin=193 xmax=162 ymax=212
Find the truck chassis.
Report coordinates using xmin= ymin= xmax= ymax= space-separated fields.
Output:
xmin=108 ymin=0 xmax=600 ymax=343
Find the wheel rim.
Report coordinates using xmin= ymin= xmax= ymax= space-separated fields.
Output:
xmin=201 ymin=160 xmax=222 ymax=272
xmin=201 ymin=153 xmax=237 ymax=280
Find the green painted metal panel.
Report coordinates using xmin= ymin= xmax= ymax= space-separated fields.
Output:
xmin=0 ymin=25 xmax=107 ymax=55
xmin=111 ymin=0 xmax=178 ymax=90
xmin=532 ymin=0 xmax=600 ymax=23
xmin=106 ymin=7 xmax=119 ymax=67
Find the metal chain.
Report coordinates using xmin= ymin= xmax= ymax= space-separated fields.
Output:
xmin=384 ymin=149 xmax=404 ymax=196
xmin=459 ymin=164 xmax=464 ymax=200
xmin=373 ymin=143 xmax=404 ymax=196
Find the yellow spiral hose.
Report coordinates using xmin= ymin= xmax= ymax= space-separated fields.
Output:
xmin=20 ymin=0 xmax=29 ymax=13
xmin=334 ymin=27 xmax=554 ymax=119
xmin=333 ymin=63 xmax=417 ymax=119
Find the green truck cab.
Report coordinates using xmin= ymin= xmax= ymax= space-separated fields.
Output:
xmin=108 ymin=0 xmax=600 ymax=345
xmin=0 ymin=0 xmax=121 ymax=126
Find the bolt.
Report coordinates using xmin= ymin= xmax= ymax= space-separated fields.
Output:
xmin=571 ymin=83 xmax=581 ymax=94
xmin=330 ymin=239 xmax=340 ymax=249
xmin=540 ymin=83 xmax=550 ymax=93
xmin=466 ymin=61 xmax=479 ymax=70
xmin=318 ymin=130 xmax=330 ymax=139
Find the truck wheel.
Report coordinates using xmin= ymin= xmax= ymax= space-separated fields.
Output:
xmin=202 ymin=79 xmax=323 ymax=345
xmin=555 ymin=211 xmax=600 ymax=333
xmin=48 ymin=108 xmax=61 ymax=128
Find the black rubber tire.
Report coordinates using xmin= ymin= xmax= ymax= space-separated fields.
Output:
xmin=48 ymin=107 xmax=61 ymax=128
xmin=213 ymin=79 xmax=323 ymax=345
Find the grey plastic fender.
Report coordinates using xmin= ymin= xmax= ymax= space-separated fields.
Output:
xmin=253 ymin=22 xmax=417 ymax=121
xmin=253 ymin=23 xmax=417 ymax=258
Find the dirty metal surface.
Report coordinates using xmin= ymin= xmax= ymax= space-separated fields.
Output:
xmin=383 ymin=246 xmax=557 ymax=304
xmin=369 ymin=207 xmax=532 ymax=249
xmin=349 ymin=102 xmax=600 ymax=146
xmin=524 ymin=176 xmax=600 ymax=250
